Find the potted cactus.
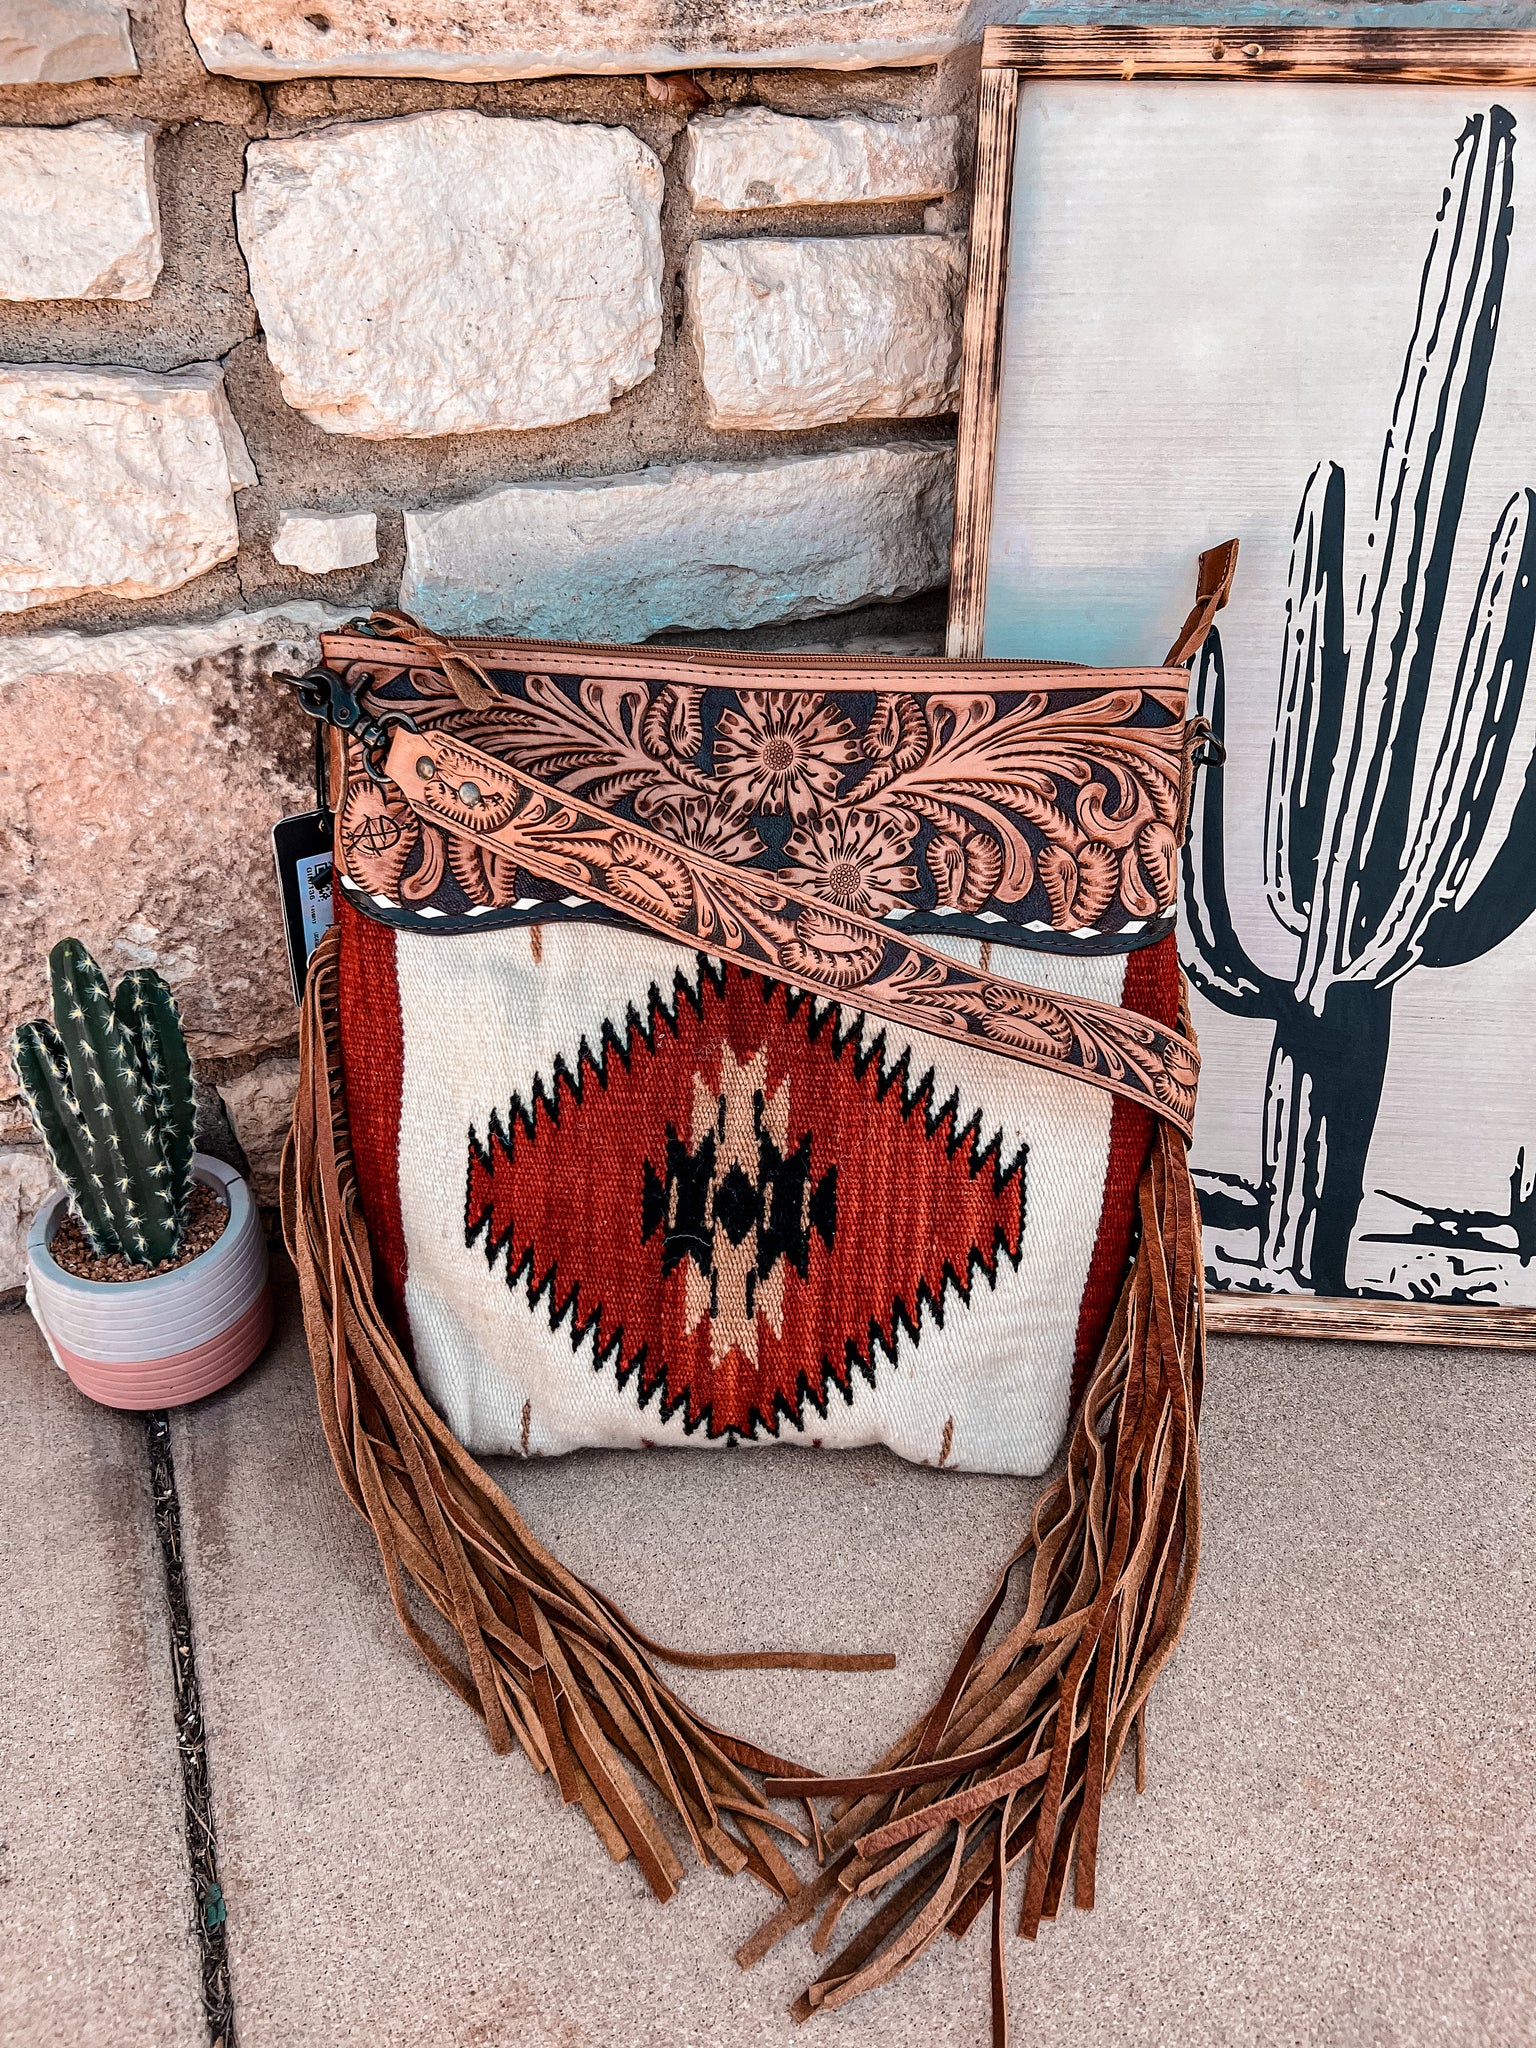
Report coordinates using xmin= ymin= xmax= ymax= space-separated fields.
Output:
xmin=12 ymin=938 xmax=271 ymax=1409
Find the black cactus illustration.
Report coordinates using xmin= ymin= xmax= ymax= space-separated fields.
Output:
xmin=1184 ymin=106 xmax=1536 ymax=1296
xmin=1367 ymin=1144 xmax=1536 ymax=1265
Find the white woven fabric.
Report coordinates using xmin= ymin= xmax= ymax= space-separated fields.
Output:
xmin=385 ymin=920 xmax=1133 ymax=1478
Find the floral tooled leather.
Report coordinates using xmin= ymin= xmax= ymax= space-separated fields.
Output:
xmin=381 ymin=726 xmax=1199 ymax=1135
xmin=332 ymin=653 xmax=1189 ymax=957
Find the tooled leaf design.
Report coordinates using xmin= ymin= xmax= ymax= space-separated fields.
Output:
xmin=340 ymin=778 xmax=419 ymax=898
xmin=858 ymin=692 xmax=1185 ymax=912
xmin=447 ymin=835 xmax=522 ymax=908
xmin=400 ymin=674 xmax=711 ymax=812
xmin=360 ymin=724 xmax=1199 ymax=1130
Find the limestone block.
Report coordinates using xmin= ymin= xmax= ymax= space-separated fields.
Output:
xmin=689 ymin=235 xmax=963 ymax=432
xmin=220 ymin=1055 xmax=299 ymax=1203
xmin=0 ymin=123 xmax=160 ymax=303
xmin=271 ymin=509 xmax=378 ymax=572
xmin=400 ymin=442 xmax=955 ymax=641
xmin=192 ymin=1079 xmax=250 ymax=1181
xmin=237 ymin=112 xmax=663 ymax=438
xmin=0 ymin=0 xmax=137 ymax=83
xmin=184 ymin=0 xmax=961 ymax=81
xmin=0 ymin=1144 xmax=54 ymax=1291
xmin=0 ymin=362 xmax=256 ymax=614
xmin=687 ymin=109 xmax=958 ymax=212
xmin=0 ymin=607 xmax=346 ymax=1120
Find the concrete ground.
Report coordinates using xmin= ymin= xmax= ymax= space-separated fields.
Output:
xmin=3 ymin=1253 xmax=1533 ymax=2048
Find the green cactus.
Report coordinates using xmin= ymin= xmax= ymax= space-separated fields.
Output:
xmin=10 ymin=938 xmax=196 ymax=1267
xmin=12 ymin=1019 xmax=119 ymax=1254
xmin=115 ymin=969 xmax=196 ymax=1221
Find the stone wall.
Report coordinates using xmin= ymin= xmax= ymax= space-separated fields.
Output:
xmin=0 ymin=0 xmax=986 ymax=1282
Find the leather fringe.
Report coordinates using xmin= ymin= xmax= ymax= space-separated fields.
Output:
xmin=283 ymin=927 xmax=1203 ymax=2042
xmin=741 ymin=1117 xmax=1204 ymax=2038
xmin=281 ymin=928 xmax=891 ymax=1903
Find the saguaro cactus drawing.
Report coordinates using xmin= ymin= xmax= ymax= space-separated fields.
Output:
xmin=1184 ymin=106 xmax=1536 ymax=1295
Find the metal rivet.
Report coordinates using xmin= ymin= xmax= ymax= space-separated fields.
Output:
xmin=458 ymin=780 xmax=482 ymax=806
xmin=416 ymin=756 xmax=436 ymax=779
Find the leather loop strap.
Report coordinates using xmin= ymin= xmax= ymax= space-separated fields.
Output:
xmin=1164 ymin=538 xmax=1240 ymax=666
xmin=377 ymin=725 xmax=1200 ymax=1135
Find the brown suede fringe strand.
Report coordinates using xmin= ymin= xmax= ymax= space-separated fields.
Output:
xmin=282 ymin=924 xmax=1205 ymax=2045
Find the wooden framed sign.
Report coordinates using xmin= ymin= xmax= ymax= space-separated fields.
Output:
xmin=949 ymin=26 xmax=1536 ymax=1345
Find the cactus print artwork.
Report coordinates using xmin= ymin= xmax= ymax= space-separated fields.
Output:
xmin=981 ymin=84 xmax=1536 ymax=1306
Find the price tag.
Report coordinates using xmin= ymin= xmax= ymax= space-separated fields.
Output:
xmin=271 ymin=810 xmax=335 ymax=1004
xmin=272 ymin=726 xmax=335 ymax=1004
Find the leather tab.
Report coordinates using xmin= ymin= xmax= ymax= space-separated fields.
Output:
xmin=1164 ymin=538 xmax=1240 ymax=666
xmin=363 ymin=609 xmax=500 ymax=708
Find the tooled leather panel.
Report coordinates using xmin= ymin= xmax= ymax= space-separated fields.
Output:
xmin=368 ymin=723 xmax=1200 ymax=1134
xmin=327 ymin=652 xmax=1190 ymax=957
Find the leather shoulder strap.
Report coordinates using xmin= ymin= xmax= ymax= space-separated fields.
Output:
xmin=373 ymin=725 xmax=1198 ymax=1135
xmin=292 ymin=547 xmax=1234 ymax=1131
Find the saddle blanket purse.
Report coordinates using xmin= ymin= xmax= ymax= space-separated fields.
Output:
xmin=278 ymin=541 xmax=1234 ymax=2037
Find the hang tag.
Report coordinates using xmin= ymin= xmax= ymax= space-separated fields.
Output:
xmin=272 ymin=810 xmax=334 ymax=1004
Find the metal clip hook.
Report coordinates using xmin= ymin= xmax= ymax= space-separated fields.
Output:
xmin=1175 ymin=715 xmax=1225 ymax=845
xmin=278 ymin=662 xmax=418 ymax=784
xmin=1180 ymin=714 xmax=1226 ymax=771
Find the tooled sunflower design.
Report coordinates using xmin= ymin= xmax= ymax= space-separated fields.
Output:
xmin=711 ymin=692 xmax=858 ymax=822
xmin=779 ymin=809 xmax=920 ymax=919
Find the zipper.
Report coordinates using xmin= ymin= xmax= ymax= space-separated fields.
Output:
xmin=322 ymin=620 xmax=1096 ymax=670
xmin=433 ymin=635 xmax=1086 ymax=667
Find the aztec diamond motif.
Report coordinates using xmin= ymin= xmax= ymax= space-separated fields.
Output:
xmin=465 ymin=964 xmax=1026 ymax=1439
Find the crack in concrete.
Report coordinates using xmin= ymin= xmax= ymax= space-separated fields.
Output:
xmin=146 ymin=1412 xmax=236 ymax=2048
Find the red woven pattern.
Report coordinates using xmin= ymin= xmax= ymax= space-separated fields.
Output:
xmin=1070 ymin=932 xmax=1182 ymax=1401
xmin=336 ymin=895 xmax=410 ymax=1337
xmin=466 ymin=964 xmax=1025 ymax=1439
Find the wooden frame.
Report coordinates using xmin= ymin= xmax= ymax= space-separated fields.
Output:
xmin=947 ymin=26 xmax=1536 ymax=1347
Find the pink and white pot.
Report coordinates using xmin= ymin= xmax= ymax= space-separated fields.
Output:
xmin=25 ymin=1154 xmax=272 ymax=1410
